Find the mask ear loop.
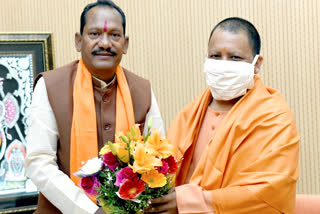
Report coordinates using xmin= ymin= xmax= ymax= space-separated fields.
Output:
xmin=252 ymin=55 xmax=260 ymax=65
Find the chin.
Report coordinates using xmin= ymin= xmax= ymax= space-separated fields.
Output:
xmin=93 ymin=61 xmax=117 ymax=71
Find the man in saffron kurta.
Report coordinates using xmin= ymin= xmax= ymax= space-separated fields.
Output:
xmin=25 ymin=1 xmax=164 ymax=214
xmin=147 ymin=18 xmax=299 ymax=214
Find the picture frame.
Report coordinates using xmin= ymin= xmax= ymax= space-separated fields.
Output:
xmin=0 ymin=33 xmax=54 ymax=213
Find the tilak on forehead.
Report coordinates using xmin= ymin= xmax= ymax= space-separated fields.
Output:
xmin=104 ymin=20 xmax=108 ymax=32
xmin=222 ymin=48 xmax=226 ymax=53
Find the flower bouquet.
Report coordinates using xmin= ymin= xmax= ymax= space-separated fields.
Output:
xmin=74 ymin=119 xmax=178 ymax=214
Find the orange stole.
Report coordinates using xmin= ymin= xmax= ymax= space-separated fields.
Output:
xmin=167 ymin=76 xmax=299 ymax=213
xmin=70 ymin=58 xmax=135 ymax=201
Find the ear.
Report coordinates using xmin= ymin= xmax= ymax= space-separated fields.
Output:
xmin=75 ymin=32 xmax=82 ymax=52
xmin=122 ymin=36 xmax=129 ymax=54
xmin=254 ymin=55 xmax=263 ymax=74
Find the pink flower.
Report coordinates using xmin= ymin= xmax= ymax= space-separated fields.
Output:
xmin=164 ymin=156 xmax=178 ymax=174
xmin=115 ymin=167 xmax=139 ymax=187
xmin=103 ymin=152 xmax=119 ymax=171
xmin=80 ymin=176 xmax=100 ymax=195
xmin=156 ymin=160 xmax=169 ymax=174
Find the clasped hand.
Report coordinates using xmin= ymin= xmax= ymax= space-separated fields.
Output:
xmin=144 ymin=188 xmax=178 ymax=214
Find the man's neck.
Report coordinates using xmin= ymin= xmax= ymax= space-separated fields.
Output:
xmin=210 ymin=97 xmax=240 ymax=112
xmin=92 ymin=71 xmax=116 ymax=83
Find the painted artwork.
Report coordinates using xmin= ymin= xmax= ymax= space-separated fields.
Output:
xmin=0 ymin=55 xmax=33 ymax=194
xmin=0 ymin=33 xmax=53 ymax=210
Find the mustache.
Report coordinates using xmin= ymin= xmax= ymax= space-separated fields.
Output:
xmin=91 ymin=48 xmax=117 ymax=56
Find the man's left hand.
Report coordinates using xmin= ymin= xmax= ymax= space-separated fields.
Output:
xmin=145 ymin=189 xmax=178 ymax=214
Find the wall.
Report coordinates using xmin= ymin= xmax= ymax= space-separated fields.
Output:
xmin=0 ymin=0 xmax=319 ymax=194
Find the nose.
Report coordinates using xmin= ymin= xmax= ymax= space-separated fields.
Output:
xmin=98 ymin=33 xmax=111 ymax=49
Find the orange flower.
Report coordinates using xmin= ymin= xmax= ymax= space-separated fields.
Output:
xmin=115 ymin=142 xmax=130 ymax=163
xmin=146 ymin=129 xmax=175 ymax=159
xmin=141 ymin=169 xmax=167 ymax=188
xmin=132 ymin=143 xmax=162 ymax=174
xmin=108 ymin=141 xmax=130 ymax=163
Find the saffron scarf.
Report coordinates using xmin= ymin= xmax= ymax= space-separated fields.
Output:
xmin=70 ymin=58 xmax=135 ymax=195
xmin=167 ymin=76 xmax=299 ymax=213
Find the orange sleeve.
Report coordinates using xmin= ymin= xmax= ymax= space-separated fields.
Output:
xmin=211 ymin=186 xmax=281 ymax=214
xmin=176 ymin=184 xmax=215 ymax=214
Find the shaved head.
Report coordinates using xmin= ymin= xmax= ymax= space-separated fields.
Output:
xmin=209 ymin=17 xmax=261 ymax=56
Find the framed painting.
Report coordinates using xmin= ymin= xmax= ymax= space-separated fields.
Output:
xmin=0 ymin=33 xmax=54 ymax=213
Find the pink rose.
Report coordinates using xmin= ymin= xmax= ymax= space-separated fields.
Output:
xmin=103 ymin=152 xmax=120 ymax=171
xmin=80 ymin=176 xmax=100 ymax=195
xmin=156 ymin=160 xmax=169 ymax=174
xmin=115 ymin=167 xmax=139 ymax=187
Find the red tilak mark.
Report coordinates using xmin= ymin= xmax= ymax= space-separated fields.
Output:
xmin=104 ymin=21 xmax=108 ymax=32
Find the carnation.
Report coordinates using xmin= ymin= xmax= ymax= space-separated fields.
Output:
xmin=115 ymin=167 xmax=139 ymax=187
xmin=164 ymin=156 xmax=178 ymax=174
xmin=103 ymin=152 xmax=120 ymax=171
xmin=156 ymin=160 xmax=169 ymax=174
xmin=80 ymin=176 xmax=100 ymax=195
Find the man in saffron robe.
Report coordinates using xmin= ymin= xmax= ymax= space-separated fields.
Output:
xmin=146 ymin=17 xmax=299 ymax=214
xmin=25 ymin=0 xmax=164 ymax=213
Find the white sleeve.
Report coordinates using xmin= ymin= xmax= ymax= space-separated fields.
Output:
xmin=143 ymin=88 xmax=165 ymax=136
xmin=24 ymin=77 xmax=99 ymax=214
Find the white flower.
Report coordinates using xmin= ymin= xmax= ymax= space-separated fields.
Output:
xmin=74 ymin=157 xmax=103 ymax=177
xmin=107 ymin=172 xmax=113 ymax=181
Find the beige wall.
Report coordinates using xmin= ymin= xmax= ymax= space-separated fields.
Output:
xmin=1 ymin=0 xmax=319 ymax=194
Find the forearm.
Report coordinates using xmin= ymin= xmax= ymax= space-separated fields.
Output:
xmin=25 ymin=153 xmax=99 ymax=214
xmin=210 ymin=186 xmax=280 ymax=214
xmin=175 ymin=184 xmax=215 ymax=214
xmin=25 ymin=78 xmax=99 ymax=214
xmin=175 ymin=184 xmax=281 ymax=214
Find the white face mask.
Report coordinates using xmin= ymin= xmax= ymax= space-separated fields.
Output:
xmin=204 ymin=55 xmax=259 ymax=101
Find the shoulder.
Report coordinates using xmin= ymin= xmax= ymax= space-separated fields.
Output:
xmin=254 ymin=84 xmax=294 ymax=119
xmin=122 ymin=68 xmax=151 ymax=96
xmin=34 ymin=60 xmax=78 ymax=89
xmin=236 ymin=79 xmax=298 ymax=139
xmin=42 ymin=60 xmax=78 ymax=79
xmin=122 ymin=68 xmax=150 ymax=89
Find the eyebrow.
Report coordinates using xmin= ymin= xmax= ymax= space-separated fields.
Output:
xmin=87 ymin=27 xmax=122 ymax=33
